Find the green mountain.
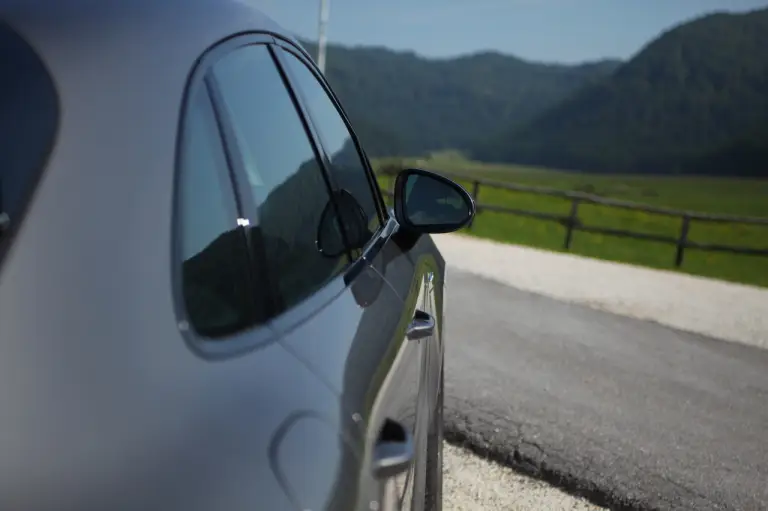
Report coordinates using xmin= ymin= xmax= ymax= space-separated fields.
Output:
xmin=473 ymin=8 xmax=768 ymax=177
xmin=299 ymin=40 xmax=620 ymax=158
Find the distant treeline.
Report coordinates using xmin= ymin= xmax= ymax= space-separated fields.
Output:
xmin=302 ymin=7 xmax=768 ymax=178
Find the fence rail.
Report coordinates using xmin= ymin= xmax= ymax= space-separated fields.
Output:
xmin=377 ymin=166 xmax=768 ymax=267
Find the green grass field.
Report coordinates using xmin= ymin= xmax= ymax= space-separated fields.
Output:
xmin=373 ymin=152 xmax=768 ymax=288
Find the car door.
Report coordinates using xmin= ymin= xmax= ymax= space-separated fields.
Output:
xmin=195 ymin=35 xmax=416 ymax=511
xmin=270 ymin=40 xmax=442 ymax=511
xmin=172 ymin=36 xmax=374 ymax=511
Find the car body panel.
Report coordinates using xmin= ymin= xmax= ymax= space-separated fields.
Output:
xmin=277 ymin=215 xmax=444 ymax=510
xmin=0 ymin=1 xmax=447 ymax=510
xmin=370 ymin=230 xmax=445 ymax=510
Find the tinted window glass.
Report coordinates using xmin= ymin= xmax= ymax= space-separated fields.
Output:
xmin=211 ymin=44 xmax=347 ymax=313
xmin=279 ymin=49 xmax=382 ymax=240
xmin=0 ymin=22 xmax=59 ymax=259
xmin=178 ymin=85 xmax=256 ymax=337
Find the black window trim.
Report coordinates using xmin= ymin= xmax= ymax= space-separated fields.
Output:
xmin=257 ymin=43 xmax=361 ymax=266
xmin=270 ymin=38 xmax=390 ymax=226
xmin=262 ymin=45 xmax=367 ymax=263
xmin=171 ymin=32 xmax=285 ymax=360
xmin=269 ymin=38 xmax=399 ymax=282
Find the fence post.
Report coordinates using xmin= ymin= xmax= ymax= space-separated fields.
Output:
xmin=675 ymin=215 xmax=691 ymax=267
xmin=563 ymin=198 xmax=581 ymax=250
xmin=467 ymin=180 xmax=481 ymax=230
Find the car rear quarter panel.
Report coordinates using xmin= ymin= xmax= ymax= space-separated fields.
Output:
xmin=0 ymin=2 xmax=366 ymax=510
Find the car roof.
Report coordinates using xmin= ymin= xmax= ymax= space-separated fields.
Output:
xmin=2 ymin=0 xmax=299 ymax=66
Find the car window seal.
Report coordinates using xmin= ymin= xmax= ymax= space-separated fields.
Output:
xmin=0 ymin=178 xmax=8 ymax=236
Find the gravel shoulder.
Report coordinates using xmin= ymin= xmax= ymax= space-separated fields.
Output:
xmin=444 ymin=443 xmax=603 ymax=511
xmin=434 ymin=233 xmax=768 ymax=349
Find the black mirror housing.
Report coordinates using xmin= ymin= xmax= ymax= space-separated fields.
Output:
xmin=392 ymin=168 xmax=476 ymax=234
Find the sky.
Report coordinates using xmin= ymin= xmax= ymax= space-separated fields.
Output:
xmin=258 ymin=0 xmax=768 ymax=63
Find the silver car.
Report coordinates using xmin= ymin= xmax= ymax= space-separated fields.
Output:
xmin=0 ymin=1 xmax=475 ymax=510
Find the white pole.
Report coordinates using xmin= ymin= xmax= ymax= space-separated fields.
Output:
xmin=317 ymin=0 xmax=330 ymax=73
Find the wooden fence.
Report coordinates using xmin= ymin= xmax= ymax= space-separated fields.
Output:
xmin=377 ymin=166 xmax=768 ymax=267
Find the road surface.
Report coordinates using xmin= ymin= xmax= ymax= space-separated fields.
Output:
xmin=444 ymin=269 xmax=768 ymax=510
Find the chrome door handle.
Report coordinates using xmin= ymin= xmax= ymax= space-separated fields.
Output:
xmin=406 ymin=310 xmax=434 ymax=341
xmin=372 ymin=419 xmax=414 ymax=479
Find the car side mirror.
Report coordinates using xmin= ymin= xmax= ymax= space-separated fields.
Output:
xmin=393 ymin=168 xmax=475 ymax=234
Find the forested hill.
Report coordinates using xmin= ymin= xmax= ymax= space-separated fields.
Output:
xmin=472 ymin=8 xmax=768 ymax=177
xmin=299 ymin=39 xmax=620 ymax=158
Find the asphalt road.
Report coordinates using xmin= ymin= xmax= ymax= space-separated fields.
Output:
xmin=443 ymin=269 xmax=768 ymax=511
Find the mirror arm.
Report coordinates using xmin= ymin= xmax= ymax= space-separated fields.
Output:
xmin=391 ymin=226 xmax=421 ymax=252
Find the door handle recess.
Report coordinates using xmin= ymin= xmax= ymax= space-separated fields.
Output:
xmin=406 ymin=310 xmax=435 ymax=341
xmin=372 ymin=419 xmax=414 ymax=479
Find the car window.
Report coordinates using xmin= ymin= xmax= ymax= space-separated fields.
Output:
xmin=210 ymin=44 xmax=349 ymax=314
xmin=278 ymin=48 xmax=383 ymax=243
xmin=177 ymin=84 xmax=257 ymax=338
xmin=0 ymin=22 xmax=59 ymax=262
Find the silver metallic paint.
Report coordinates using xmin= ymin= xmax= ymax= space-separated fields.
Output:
xmin=0 ymin=1 xmax=446 ymax=509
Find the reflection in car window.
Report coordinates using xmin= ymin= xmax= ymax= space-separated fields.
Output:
xmin=0 ymin=22 xmax=59 ymax=260
xmin=405 ymin=173 xmax=469 ymax=226
xmin=279 ymin=49 xmax=382 ymax=245
xmin=178 ymin=85 xmax=256 ymax=338
xmin=211 ymin=44 xmax=348 ymax=314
